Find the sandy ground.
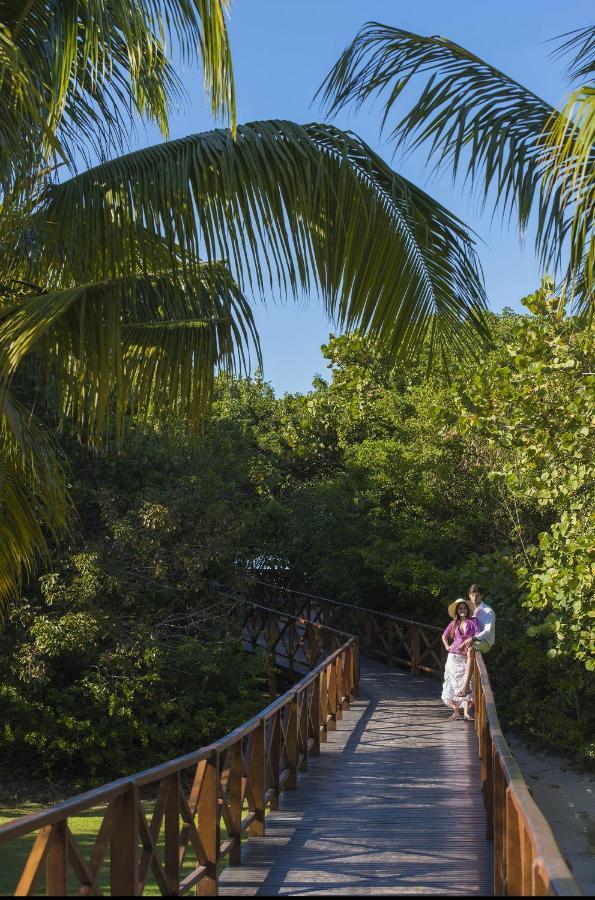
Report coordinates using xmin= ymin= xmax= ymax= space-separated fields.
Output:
xmin=507 ymin=735 xmax=595 ymax=894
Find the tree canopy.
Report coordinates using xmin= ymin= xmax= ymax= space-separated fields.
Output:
xmin=0 ymin=3 xmax=492 ymax=614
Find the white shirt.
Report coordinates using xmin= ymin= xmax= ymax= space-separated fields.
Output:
xmin=474 ymin=602 xmax=496 ymax=647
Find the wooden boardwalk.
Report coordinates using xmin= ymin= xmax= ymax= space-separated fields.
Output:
xmin=219 ymin=659 xmax=493 ymax=896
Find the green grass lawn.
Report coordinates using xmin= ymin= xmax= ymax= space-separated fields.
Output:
xmin=0 ymin=805 xmax=115 ymax=896
xmin=0 ymin=801 xmax=254 ymax=896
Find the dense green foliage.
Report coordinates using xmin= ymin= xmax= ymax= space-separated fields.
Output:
xmin=0 ymin=3 xmax=488 ymax=618
xmin=0 ymin=426 xmax=268 ymax=785
xmin=456 ymin=283 xmax=595 ymax=668
xmin=1 ymin=301 xmax=593 ymax=785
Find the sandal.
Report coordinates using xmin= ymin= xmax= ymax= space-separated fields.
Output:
xmin=449 ymin=712 xmax=463 ymax=720
xmin=463 ymin=714 xmax=475 ymax=721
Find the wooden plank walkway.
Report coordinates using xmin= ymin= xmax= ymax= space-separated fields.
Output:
xmin=220 ymin=659 xmax=493 ymax=896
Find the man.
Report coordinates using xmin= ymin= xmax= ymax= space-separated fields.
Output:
xmin=456 ymin=583 xmax=495 ymax=698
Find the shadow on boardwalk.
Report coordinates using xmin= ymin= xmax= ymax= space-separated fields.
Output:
xmin=220 ymin=660 xmax=493 ymax=896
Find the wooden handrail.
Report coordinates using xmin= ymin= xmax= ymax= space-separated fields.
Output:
xmin=474 ymin=656 xmax=581 ymax=896
xmin=246 ymin=577 xmax=445 ymax=677
xmin=251 ymin=579 xmax=582 ymax=897
xmin=0 ymin=583 xmax=582 ymax=897
xmin=0 ymin=600 xmax=357 ymax=897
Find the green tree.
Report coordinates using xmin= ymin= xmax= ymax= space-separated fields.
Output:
xmin=320 ymin=22 xmax=595 ymax=307
xmin=0 ymin=417 xmax=268 ymax=783
xmin=0 ymin=3 xmax=491 ymax=615
xmin=455 ymin=282 xmax=595 ymax=668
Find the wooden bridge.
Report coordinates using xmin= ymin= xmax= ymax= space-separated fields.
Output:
xmin=0 ymin=582 xmax=582 ymax=896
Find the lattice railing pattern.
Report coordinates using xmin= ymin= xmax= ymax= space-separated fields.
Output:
xmin=473 ymin=657 xmax=581 ymax=897
xmin=0 ymin=601 xmax=356 ymax=896
xmin=246 ymin=579 xmax=446 ymax=678
xmin=247 ymin=578 xmax=581 ymax=898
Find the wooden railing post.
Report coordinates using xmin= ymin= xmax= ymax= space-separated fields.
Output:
xmin=249 ymin=721 xmax=266 ymax=837
xmin=319 ymin=666 xmax=328 ymax=742
xmin=197 ymin=756 xmax=219 ymax=897
xmin=299 ymin=689 xmax=309 ymax=772
xmin=480 ymin=700 xmax=489 ymax=798
xmin=410 ymin=623 xmax=420 ymax=673
xmin=46 ymin=821 xmax=68 ymax=896
xmin=110 ymin=783 xmax=139 ymax=896
xmin=287 ymin=696 xmax=299 ymax=790
xmin=343 ymin=647 xmax=352 ymax=709
xmin=164 ymin=772 xmax=180 ymax=895
xmin=505 ymin=790 xmax=522 ymax=897
xmin=493 ymin=754 xmax=506 ymax=896
xmin=311 ymin=674 xmax=321 ymax=756
xmin=353 ymin=640 xmax=360 ymax=692
xmin=521 ymin=820 xmax=532 ymax=896
xmin=229 ymin=742 xmax=243 ymax=865
xmin=486 ymin=740 xmax=495 ymax=841
xmin=269 ymin=712 xmax=281 ymax=810
xmin=335 ymin=655 xmax=344 ymax=721
xmin=473 ymin=657 xmax=480 ymax=736
xmin=328 ymin=662 xmax=337 ymax=731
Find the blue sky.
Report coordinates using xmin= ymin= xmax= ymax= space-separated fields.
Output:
xmin=142 ymin=0 xmax=592 ymax=393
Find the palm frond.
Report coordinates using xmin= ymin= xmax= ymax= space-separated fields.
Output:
xmin=0 ymin=263 xmax=260 ymax=442
xmin=0 ymin=0 xmax=236 ymax=189
xmin=318 ymin=24 xmax=567 ymax=267
xmin=543 ymin=87 xmax=595 ymax=308
xmin=552 ymin=26 xmax=595 ymax=85
xmin=0 ymin=390 xmax=72 ymax=618
xmin=25 ymin=120 xmax=487 ymax=368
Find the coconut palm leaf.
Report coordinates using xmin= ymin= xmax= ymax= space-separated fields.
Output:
xmin=0 ymin=0 xmax=236 ymax=190
xmin=0 ymin=117 xmax=488 ymax=611
xmin=0 ymin=263 xmax=260 ymax=441
xmin=318 ymin=24 xmax=587 ymax=294
xmin=542 ymin=88 xmax=595 ymax=309
xmin=552 ymin=26 xmax=595 ymax=85
xmin=24 ymin=120 xmax=487 ymax=367
xmin=0 ymin=390 xmax=72 ymax=617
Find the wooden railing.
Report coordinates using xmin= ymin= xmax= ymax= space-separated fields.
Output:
xmin=474 ymin=657 xmax=581 ymax=897
xmin=249 ymin=578 xmax=582 ymax=897
xmin=0 ymin=581 xmax=582 ymax=897
xmin=245 ymin=578 xmax=445 ymax=678
xmin=237 ymin=593 xmax=359 ymax=682
xmin=0 ymin=601 xmax=357 ymax=897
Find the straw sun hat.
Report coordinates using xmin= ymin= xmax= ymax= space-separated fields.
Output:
xmin=448 ymin=598 xmax=475 ymax=618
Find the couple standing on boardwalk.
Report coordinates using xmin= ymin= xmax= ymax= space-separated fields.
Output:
xmin=441 ymin=584 xmax=496 ymax=721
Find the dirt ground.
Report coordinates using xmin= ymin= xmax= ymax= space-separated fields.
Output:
xmin=508 ymin=735 xmax=595 ymax=894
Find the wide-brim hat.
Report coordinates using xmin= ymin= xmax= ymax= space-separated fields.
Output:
xmin=448 ymin=598 xmax=475 ymax=618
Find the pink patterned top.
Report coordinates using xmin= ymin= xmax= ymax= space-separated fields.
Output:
xmin=443 ymin=617 xmax=479 ymax=655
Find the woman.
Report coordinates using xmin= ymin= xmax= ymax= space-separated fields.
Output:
xmin=441 ymin=598 xmax=478 ymax=720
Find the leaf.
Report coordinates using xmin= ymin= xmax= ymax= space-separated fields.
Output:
xmin=318 ymin=22 xmax=594 ymax=310
xmin=25 ymin=121 xmax=488 ymax=369
xmin=0 ymin=264 xmax=260 ymax=442
xmin=0 ymin=390 xmax=73 ymax=618
xmin=0 ymin=0 xmax=236 ymax=191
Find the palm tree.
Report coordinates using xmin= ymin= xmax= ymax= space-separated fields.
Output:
xmin=319 ymin=22 xmax=595 ymax=311
xmin=0 ymin=0 xmax=237 ymax=613
xmin=0 ymin=0 xmax=236 ymax=193
xmin=0 ymin=4 xmax=489 ymax=615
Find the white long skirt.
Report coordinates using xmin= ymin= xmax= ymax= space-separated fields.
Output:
xmin=441 ymin=652 xmax=473 ymax=708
